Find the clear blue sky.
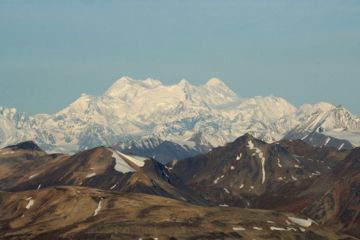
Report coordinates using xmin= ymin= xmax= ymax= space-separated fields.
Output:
xmin=0 ymin=0 xmax=359 ymax=114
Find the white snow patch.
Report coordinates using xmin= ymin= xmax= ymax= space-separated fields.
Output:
xmin=247 ymin=141 xmax=266 ymax=183
xmin=291 ymin=175 xmax=298 ymax=181
xmin=311 ymin=171 xmax=321 ymax=177
xmin=247 ymin=140 xmax=255 ymax=149
xmin=286 ymin=227 xmax=297 ymax=231
xmin=338 ymin=143 xmax=344 ymax=151
xmin=37 ymin=184 xmax=41 ymax=190
xmin=288 ymin=217 xmax=314 ymax=228
xmin=180 ymin=196 xmax=187 ymax=202
xmin=324 ymin=137 xmax=331 ymax=146
xmin=239 ymin=184 xmax=244 ymax=189
xmin=213 ymin=177 xmax=220 ymax=184
xmin=277 ymin=158 xmax=282 ymax=168
xmin=28 ymin=174 xmax=38 ymax=179
xmin=270 ymin=226 xmax=287 ymax=231
xmin=162 ymin=170 xmax=170 ymax=179
xmin=253 ymin=227 xmax=263 ymax=230
xmin=230 ymin=166 xmax=235 ymax=170
xmin=219 ymin=204 xmax=229 ymax=207
xmin=25 ymin=197 xmax=34 ymax=209
xmin=236 ymin=153 xmax=242 ymax=160
xmin=233 ymin=226 xmax=246 ymax=231
xmin=260 ymin=155 xmax=266 ymax=184
xmin=110 ymin=184 xmax=117 ymax=190
xmin=86 ymin=173 xmax=96 ymax=178
xmin=223 ymin=188 xmax=230 ymax=194
xmin=93 ymin=200 xmax=102 ymax=216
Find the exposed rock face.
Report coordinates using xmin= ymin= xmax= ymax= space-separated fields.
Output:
xmin=171 ymin=134 xmax=346 ymax=209
xmin=5 ymin=141 xmax=43 ymax=152
xmin=0 ymin=144 xmax=59 ymax=190
xmin=298 ymin=132 xmax=354 ymax=150
xmin=303 ymin=148 xmax=360 ymax=237
xmin=113 ymin=136 xmax=201 ymax=164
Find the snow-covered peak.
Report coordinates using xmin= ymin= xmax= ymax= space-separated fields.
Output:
xmin=197 ymin=78 xmax=239 ymax=108
xmin=205 ymin=77 xmax=226 ymax=87
xmin=321 ymin=106 xmax=359 ymax=130
xmin=104 ymin=76 xmax=138 ymax=97
xmin=178 ymin=78 xmax=191 ymax=86
xmin=296 ymin=104 xmax=359 ymax=133
xmin=142 ymin=78 xmax=163 ymax=88
xmin=71 ymin=93 xmax=92 ymax=108
xmin=57 ymin=93 xmax=96 ymax=115
xmin=238 ymin=96 xmax=297 ymax=120
xmin=105 ymin=77 xmax=165 ymax=97
xmin=313 ymin=102 xmax=336 ymax=112
xmin=0 ymin=107 xmax=17 ymax=118
xmin=109 ymin=76 xmax=135 ymax=86
xmin=286 ymin=103 xmax=360 ymax=146
xmin=297 ymin=102 xmax=335 ymax=116
xmin=203 ymin=78 xmax=235 ymax=95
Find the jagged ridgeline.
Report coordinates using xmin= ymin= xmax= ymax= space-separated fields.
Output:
xmin=0 ymin=77 xmax=359 ymax=157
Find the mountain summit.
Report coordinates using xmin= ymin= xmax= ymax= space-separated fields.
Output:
xmin=105 ymin=76 xmax=163 ymax=98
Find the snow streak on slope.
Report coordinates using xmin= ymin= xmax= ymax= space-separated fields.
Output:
xmin=247 ymin=140 xmax=266 ymax=184
xmin=93 ymin=200 xmax=102 ymax=216
xmin=116 ymin=151 xmax=147 ymax=167
xmin=25 ymin=197 xmax=34 ymax=210
xmin=110 ymin=150 xmax=135 ymax=173
xmin=110 ymin=149 xmax=149 ymax=173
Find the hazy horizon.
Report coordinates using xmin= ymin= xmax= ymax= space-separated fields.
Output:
xmin=0 ymin=0 xmax=359 ymax=114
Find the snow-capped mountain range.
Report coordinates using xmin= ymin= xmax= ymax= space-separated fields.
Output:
xmin=0 ymin=76 xmax=359 ymax=154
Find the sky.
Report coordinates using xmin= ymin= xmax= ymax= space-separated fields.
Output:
xmin=0 ymin=0 xmax=359 ymax=114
